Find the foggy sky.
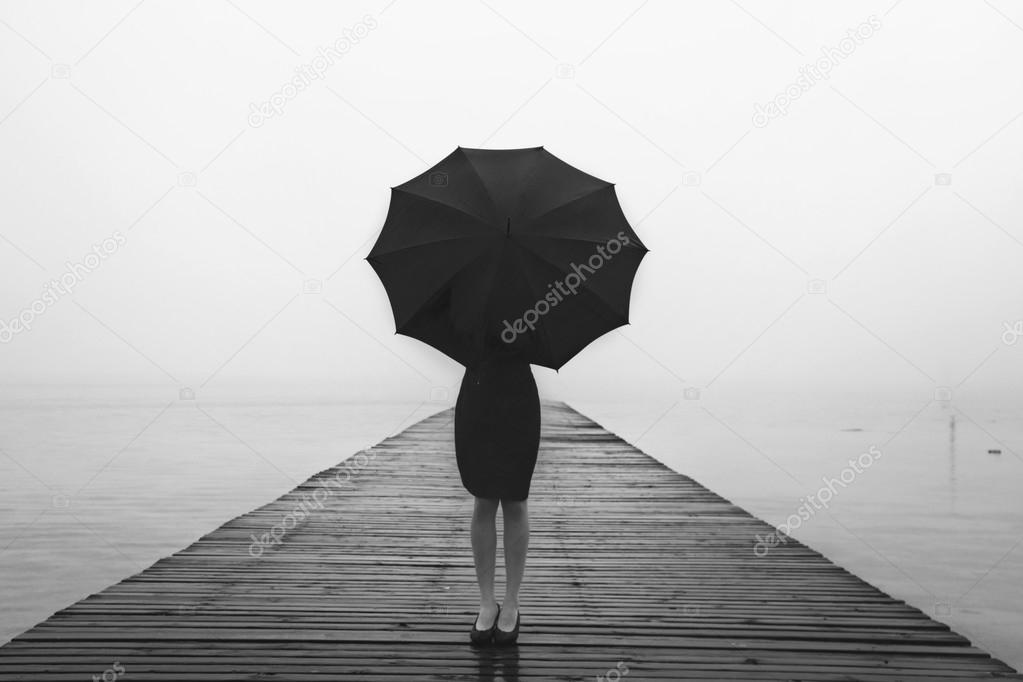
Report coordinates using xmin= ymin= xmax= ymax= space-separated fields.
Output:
xmin=1 ymin=0 xmax=1021 ymax=407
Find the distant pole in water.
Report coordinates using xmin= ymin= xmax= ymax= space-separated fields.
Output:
xmin=949 ymin=414 xmax=957 ymax=511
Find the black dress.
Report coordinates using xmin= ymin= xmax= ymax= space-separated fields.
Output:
xmin=454 ymin=354 xmax=540 ymax=501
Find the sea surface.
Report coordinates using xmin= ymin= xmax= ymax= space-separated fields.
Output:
xmin=1 ymin=388 xmax=1020 ymax=671
xmin=575 ymin=396 xmax=1023 ymax=672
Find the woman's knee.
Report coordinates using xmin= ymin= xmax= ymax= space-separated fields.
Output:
xmin=500 ymin=498 xmax=528 ymax=519
xmin=473 ymin=496 xmax=500 ymax=519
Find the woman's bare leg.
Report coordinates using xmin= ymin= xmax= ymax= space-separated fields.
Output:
xmin=471 ymin=496 xmax=500 ymax=628
xmin=498 ymin=498 xmax=529 ymax=629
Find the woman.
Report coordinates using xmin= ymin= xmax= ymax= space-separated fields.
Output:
xmin=454 ymin=338 xmax=540 ymax=646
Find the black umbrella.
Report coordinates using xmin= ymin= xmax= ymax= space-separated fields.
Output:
xmin=366 ymin=146 xmax=648 ymax=370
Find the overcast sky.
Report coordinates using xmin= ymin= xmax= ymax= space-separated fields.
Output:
xmin=1 ymin=0 xmax=1021 ymax=407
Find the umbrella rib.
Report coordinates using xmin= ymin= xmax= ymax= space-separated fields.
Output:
xmin=369 ymin=236 xmax=483 ymax=259
xmin=516 ymin=232 xmax=646 ymax=249
xmin=513 ymin=246 xmax=631 ymax=366
xmin=512 ymin=238 xmax=636 ymax=320
xmin=523 ymin=182 xmax=614 ymax=223
xmin=393 ymin=247 xmax=493 ymax=333
xmin=552 ymin=318 xmax=630 ymax=370
xmin=472 ymin=243 xmax=509 ymax=360
xmin=455 ymin=148 xmax=502 ymax=225
xmin=507 ymin=244 xmax=557 ymax=367
xmin=519 ymin=244 xmax=631 ymax=369
xmin=499 ymin=147 xmax=550 ymax=215
xmin=392 ymin=186 xmax=499 ymax=234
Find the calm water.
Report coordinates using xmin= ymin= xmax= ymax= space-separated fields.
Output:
xmin=1 ymin=389 xmax=1020 ymax=671
xmin=575 ymin=397 xmax=1023 ymax=671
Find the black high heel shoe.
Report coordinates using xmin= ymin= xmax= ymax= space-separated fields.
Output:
xmin=469 ymin=604 xmax=500 ymax=645
xmin=493 ymin=608 xmax=520 ymax=645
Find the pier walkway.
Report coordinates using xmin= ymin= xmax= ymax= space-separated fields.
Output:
xmin=1 ymin=401 xmax=1019 ymax=680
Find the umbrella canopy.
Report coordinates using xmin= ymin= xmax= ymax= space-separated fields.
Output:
xmin=366 ymin=146 xmax=648 ymax=370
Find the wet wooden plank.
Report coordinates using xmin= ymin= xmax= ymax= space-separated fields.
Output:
xmin=0 ymin=401 xmax=1019 ymax=680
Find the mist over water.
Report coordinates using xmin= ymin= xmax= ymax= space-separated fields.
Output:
xmin=1 ymin=386 xmax=1020 ymax=669
xmin=1 ymin=0 xmax=1021 ymax=674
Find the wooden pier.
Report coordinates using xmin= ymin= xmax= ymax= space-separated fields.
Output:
xmin=1 ymin=401 xmax=1019 ymax=680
